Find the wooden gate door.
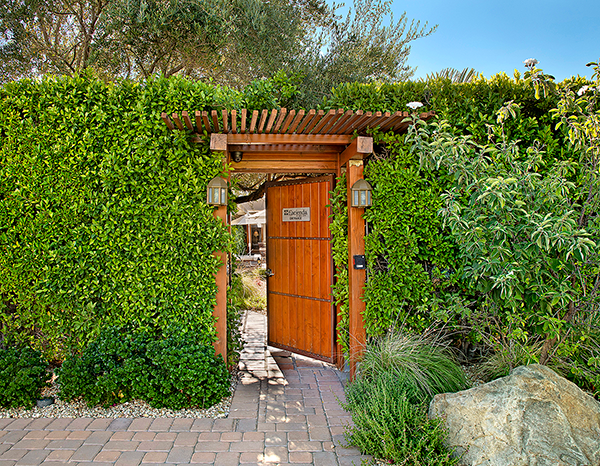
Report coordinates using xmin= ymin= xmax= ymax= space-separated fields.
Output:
xmin=266 ymin=176 xmax=335 ymax=362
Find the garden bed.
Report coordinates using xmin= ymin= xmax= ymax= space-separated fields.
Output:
xmin=0 ymin=371 xmax=239 ymax=419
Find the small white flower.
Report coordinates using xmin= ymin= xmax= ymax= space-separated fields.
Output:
xmin=407 ymin=101 xmax=423 ymax=110
xmin=577 ymin=85 xmax=589 ymax=96
xmin=523 ymin=58 xmax=539 ymax=67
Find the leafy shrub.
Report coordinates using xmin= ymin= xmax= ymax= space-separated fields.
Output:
xmin=58 ymin=326 xmax=229 ymax=409
xmin=344 ymin=372 xmax=460 ymax=465
xmin=0 ymin=347 xmax=49 ymax=408
xmin=57 ymin=326 xmax=153 ymax=406
xmin=474 ymin=341 xmax=543 ymax=382
xmin=144 ymin=332 xmax=230 ymax=409
xmin=343 ymin=329 xmax=466 ymax=465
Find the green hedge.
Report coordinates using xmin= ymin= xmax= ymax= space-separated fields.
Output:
xmin=326 ymin=74 xmax=587 ymax=340
xmin=2 ymin=71 xmax=592 ymax=367
xmin=0 ymin=73 xmax=296 ymax=360
xmin=58 ymin=326 xmax=229 ymax=409
xmin=0 ymin=346 xmax=49 ymax=408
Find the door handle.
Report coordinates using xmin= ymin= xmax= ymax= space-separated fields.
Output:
xmin=266 ymin=268 xmax=274 ymax=277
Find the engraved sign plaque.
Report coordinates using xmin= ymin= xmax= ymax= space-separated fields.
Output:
xmin=282 ymin=207 xmax=310 ymax=222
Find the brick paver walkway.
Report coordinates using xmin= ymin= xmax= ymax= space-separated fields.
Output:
xmin=0 ymin=312 xmax=371 ymax=465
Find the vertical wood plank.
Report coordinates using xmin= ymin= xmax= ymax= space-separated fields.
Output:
xmin=213 ymin=201 xmax=228 ymax=364
xmin=347 ymin=161 xmax=366 ymax=379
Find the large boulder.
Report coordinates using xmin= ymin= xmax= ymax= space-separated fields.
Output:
xmin=429 ymin=364 xmax=600 ymax=466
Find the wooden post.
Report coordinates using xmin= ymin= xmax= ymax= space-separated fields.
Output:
xmin=347 ymin=160 xmax=367 ymax=379
xmin=213 ymin=205 xmax=228 ymax=363
xmin=211 ymin=139 xmax=228 ymax=364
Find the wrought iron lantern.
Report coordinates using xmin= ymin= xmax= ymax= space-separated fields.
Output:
xmin=351 ymin=179 xmax=372 ymax=207
xmin=207 ymin=176 xmax=228 ymax=206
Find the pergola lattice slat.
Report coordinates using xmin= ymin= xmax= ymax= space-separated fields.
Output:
xmin=162 ymin=108 xmax=433 ymax=137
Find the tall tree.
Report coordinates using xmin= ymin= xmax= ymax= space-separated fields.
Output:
xmin=1 ymin=0 xmax=436 ymax=102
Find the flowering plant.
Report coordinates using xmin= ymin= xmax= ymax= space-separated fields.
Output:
xmin=406 ymin=101 xmax=423 ymax=110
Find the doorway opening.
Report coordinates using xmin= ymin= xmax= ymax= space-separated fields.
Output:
xmin=231 ymin=173 xmax=337 ymax=364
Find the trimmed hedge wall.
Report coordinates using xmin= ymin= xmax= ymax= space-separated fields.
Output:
xmin=0 ymin=74 xmax=262 ymax=359
xmin=325 ymin=73 xmax=588 ymax=343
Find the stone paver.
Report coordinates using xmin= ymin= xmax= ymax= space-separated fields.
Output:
xmin=0 ymin=311 xmax=370 ymax=465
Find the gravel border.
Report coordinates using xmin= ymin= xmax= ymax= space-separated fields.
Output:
xmin=0 ymin=371 xmax=239 ymax=419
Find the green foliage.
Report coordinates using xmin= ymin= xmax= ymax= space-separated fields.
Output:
xmin=0 ymin=74 xmax=248 ymax=360
xmin=358 ymin=330 xmax=467 ymax=398
xmin=362 ymin=130 xmax=458 ymax=336
xmin=410 ymin=62 xmax=600 ymax=394
xmin=229 ymin=269 xmax=266 ymax=312
xmin=227 ymin=299 xmax=244 ymax=369
xmin=326 ymin=72 xmax=568 ymax=154
xmin=0 ymin=347 xmax=49 ymax=408
xmin=343 ymin=330 xmax=464 ymax=465
xmin=344 ymin=373 xmax=460 ymax=466
xmin=326 ymin=71 xmax=597 ymax=375
xmin=57 ymin=326 xmax=229 ymax=409
xmin=474 ymin=340 xmax=543 ymax=382
xmin=328 ymin=175 xmax=349 ymax=353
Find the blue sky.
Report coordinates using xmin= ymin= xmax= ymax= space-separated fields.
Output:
xmin=389 ymin=0 xmax=599 ymax=81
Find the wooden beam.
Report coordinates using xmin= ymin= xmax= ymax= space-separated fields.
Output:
xmin=334 ymin=110 xmax=363 ymax=134
xmin=221 ymin=109 xmax=228 ymax=132
xmin=265 ymin=109 xmax=278 ymax=133
xmin=181 ymin=111 xmax=193 ymax=131
xmin=241 ymin=109 xmax=247 ymax=133
xmin=303 ymin=110 xmax=325 ymax=134
xmin=235 ymin=153 xmax=338 ymax=161
xmin=338 ymin=136 xmax=373 ymax=168
xmin=227 ymin=133 xmax=352 ymax=145
xmin=210 ymin=133 xmax=228 ymax=151
xmin=231 ymin=110 xmax=237 ymax=133
xmin=273 ymin=108 xmax=287 ymax=133
xmin=228 ymin=144 xmax=341 ymax=154
xmin=202 ymin=111 xmax=211 ymax=133
xmin=280 ymin=109 xmax=295 ymax=133
xmin=312 ymin=109 xmax=336 ymax=134
xmin=194 ymin=111 xmax=203 ymax=132
xmin=258 ymin=109 xmax=269 ymax=133
xmin=288 ymin=110 xmax=305 ymax=133
xmin=328 ymin=110 xmax=353 ymax=134
xmin=211 ymin=110 xmax=220 ymax=133
xmin=230 ymin=160 xmax=337 ymax=173
xmin=347 ymin=160 xmax=367 ymax=380
xmin=161 ymin=112 xmax=174 ymax=130
xmin=250 ymin=110 xmax=258 ymax=133
xmin=171 ymin=113 xmax=184 ymax=130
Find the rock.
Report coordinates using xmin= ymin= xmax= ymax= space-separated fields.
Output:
xmin=429 ymin=364 xmax=600 ymax=466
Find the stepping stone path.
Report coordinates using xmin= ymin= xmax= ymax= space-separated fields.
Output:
xmin=0 ymin=311 xmax=371 ymax=465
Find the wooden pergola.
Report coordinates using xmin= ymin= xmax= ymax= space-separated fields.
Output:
xmin=161 ymin=107 xmax=434 ymax=376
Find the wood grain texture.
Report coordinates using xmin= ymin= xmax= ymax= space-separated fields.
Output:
xmin=347 ymin=162 xmax=366 ymax=379
xmin=266 ymin=176 xmax=334 ymax=362
xmin=213 ymin=204 xmax=228 ymax=363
